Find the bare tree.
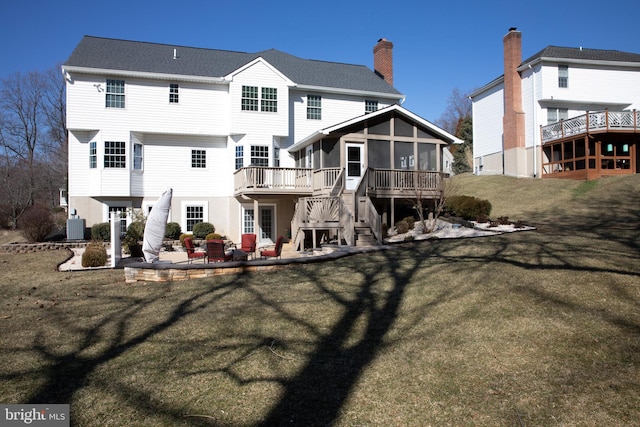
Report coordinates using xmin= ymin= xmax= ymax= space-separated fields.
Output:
xmin=0 ymin=67 xmax=66 ymax=227
xmin=411 ymin=174 xmax=458 ymax=234
xmin=40 ymin=66 xmax=68 ymax=207
xmin=435 ymin=88 xmax=472 ymax=134
xmin=436 ymin=88 xmax=473 ymax=174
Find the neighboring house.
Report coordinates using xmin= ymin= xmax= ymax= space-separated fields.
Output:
xmin=63 ymin=36 xmax=460 ymax=249
xmin=470 ymin=28 xmax=640 ymax=180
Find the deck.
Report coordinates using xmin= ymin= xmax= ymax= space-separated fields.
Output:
xmin=540 ymin=110 xmax=638 ymax=180
xmin=541 ymin=110 xmax=640 ymax=143
xmin=234 ymin=166 xmax=444 ymax=197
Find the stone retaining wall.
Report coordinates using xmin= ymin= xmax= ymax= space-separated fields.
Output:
xmin=124 ymin=263 xmax=288 ymax=283
xmin=0 ymin=241 xmax=105 ymax=254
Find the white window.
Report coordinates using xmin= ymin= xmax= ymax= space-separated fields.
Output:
xmin=235 ymin=145 xmax=244 ymax=170
xmin=547 ymin=108 xmax=568 ymax=124
xmin=133 ymin=143 xmax=143 ymax=170
xmin=185 ymin=205 xmax=204 ymax=232
xmin=558 ymin=65 xmax=568 ymax=88
xmin=307 ymin=95 xmax=322 ymax=119
xmin=261 ymin=87 xmax=277 ymax=112
xmin=365 ymin=100 xmax=378 ymax=113
xmin=89 ymin=141 xmax=97 ymax=169
xmin=169 ymin=83 xmax=179 ymax=103
xmin=242 ymin=85 xmax=259 ymax=111
xmin=191 ymin=149 xmax=206 ymax=168
xmin=250 ymin=145 xmax=269 ymax=166
xmin=106 ymin=79 xmax=125 ymax=108
xmin=104 ymin=141 xmax=126 ymax=168
xmin=242 ymin=207 xmax=255 ymax=234
xmin=242 ymin=85 xmax=277 ymax=112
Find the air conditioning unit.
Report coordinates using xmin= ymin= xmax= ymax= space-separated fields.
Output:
xmin=66 ymin=218 xmax=85 ymax=240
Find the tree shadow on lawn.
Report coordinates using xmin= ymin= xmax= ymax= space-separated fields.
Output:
xmin=18 ymin=204 xmax=640 ymax=425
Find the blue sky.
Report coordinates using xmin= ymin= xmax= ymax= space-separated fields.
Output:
xmin=2 ymin=0 xmax=639 ymax=122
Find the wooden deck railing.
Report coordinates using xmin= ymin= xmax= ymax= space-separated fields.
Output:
xmin=541 ymin=110 xmax=639 ymax=143
xmin=233 ymin=167 xmax=313 ymax=193
xmin=367 ymin=169 xmax=443 ymax=192
xmin=235 ymin=167 xmax=444 ymax=195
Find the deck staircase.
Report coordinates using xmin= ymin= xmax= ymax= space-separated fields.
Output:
xmin=354 ymin=223 xmax=378 ymax=247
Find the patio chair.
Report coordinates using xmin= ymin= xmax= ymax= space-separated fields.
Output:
xmin=260 ymin=236 xmax=284 ymax=260
xmin=184 ymin=237 xmax=206 ymax=263
xmin=240 ymin=233 xmax=256 ymax=259
xmin=206 ymin=239 xmax=232 ymax=263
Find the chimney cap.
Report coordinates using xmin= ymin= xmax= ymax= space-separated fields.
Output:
xmin=508 ymin=27 xmax=518 ymax=32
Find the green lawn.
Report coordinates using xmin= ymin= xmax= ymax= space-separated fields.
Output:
xmin=1 ymin=175 xmax=639 ymax=426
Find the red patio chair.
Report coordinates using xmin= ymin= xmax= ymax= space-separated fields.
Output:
xmin=184 ymin=237 xmax=206 ymax=263
xmin=260 ymin=236 xmax=284 ymax=260
xmin=240 ymin=233 xmax=256 ymax=259
xmin=206 ymin=239 xmax=232 ymax=263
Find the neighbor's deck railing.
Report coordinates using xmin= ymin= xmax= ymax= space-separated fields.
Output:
xmin=541 ymin=110 xmax=639 ymax=143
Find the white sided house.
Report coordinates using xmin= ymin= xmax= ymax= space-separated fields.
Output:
xmin=471 ymin=28 xmax=640 ymax=180
xmin=63 ymin=36 xmax=460 ymax=249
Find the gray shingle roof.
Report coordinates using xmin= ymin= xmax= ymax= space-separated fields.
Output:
xmin=64 ymin=36 xmax=402 ymax=96
xmin=522 ymin=45 xmax=640 ymax=65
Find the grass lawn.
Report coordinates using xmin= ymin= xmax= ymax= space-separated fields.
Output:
xmin=1 ymin=175 xmax=639 ymax=426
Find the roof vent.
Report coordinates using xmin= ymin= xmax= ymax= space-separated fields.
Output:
xmin=173 ymin=48 xmax=177 ymax=60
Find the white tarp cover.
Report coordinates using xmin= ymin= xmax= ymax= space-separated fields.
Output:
xmin=142 ymin=188 xmax=172 ymax=263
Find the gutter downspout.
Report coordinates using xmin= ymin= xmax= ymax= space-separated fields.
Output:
xmin=529 ymin=64 xmax=538 ymax=178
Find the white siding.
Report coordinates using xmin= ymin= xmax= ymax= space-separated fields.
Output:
xmin=141 ymin=134 xmax=230 ymax=198
xmin=472 ymin=82 xmax=504 ymax=161
xmin=68 ymin=130 xmax=97 ymax=197
xmin=67 ymin=74 xmax=230 ymax=135
xmin=229 ymin=60 xmax=290 ymax=137
xmin=540 ymin=63 xmax=640 ymax=109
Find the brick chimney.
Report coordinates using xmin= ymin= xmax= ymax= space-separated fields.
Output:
xmin=374 ymin=38 xmax=393 ymax=85
xmin=502 ymin=28 xmax=526 ymax=175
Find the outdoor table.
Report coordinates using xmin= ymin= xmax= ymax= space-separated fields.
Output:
xmin=231 ymin=249 xmax=248 ymax=261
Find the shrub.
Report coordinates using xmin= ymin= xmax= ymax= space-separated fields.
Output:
xmin=179 ymin=233 xmax=193 ymax=247
xmin=125 ymin=220 xmax=145 ymax=245
xmin=164 ymin=222 xmax=181 ymax=240
xmin=192 ymin=222 xmax=215 ymax=239
xmin=395 ymin=220 xmax=409 ymax=234
xmin=205 ymin=232 xmax=223 ymax=241
xmin=20 ymin=205 xmax=55 ymax=243
xmin=476 ymin=214 xmax=490 ymax=223
xmin=91 ymin=222 xmax=111 ymax=241
xmin=402 ymin=216 xmax=416 ymax=230
xmin=82 ymin=241 xmax=107 ymax=267
xmin=445 ymin=195 xmax=492 ymax=220
xmin=498 ymin=216 xmax=510 ymax=225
